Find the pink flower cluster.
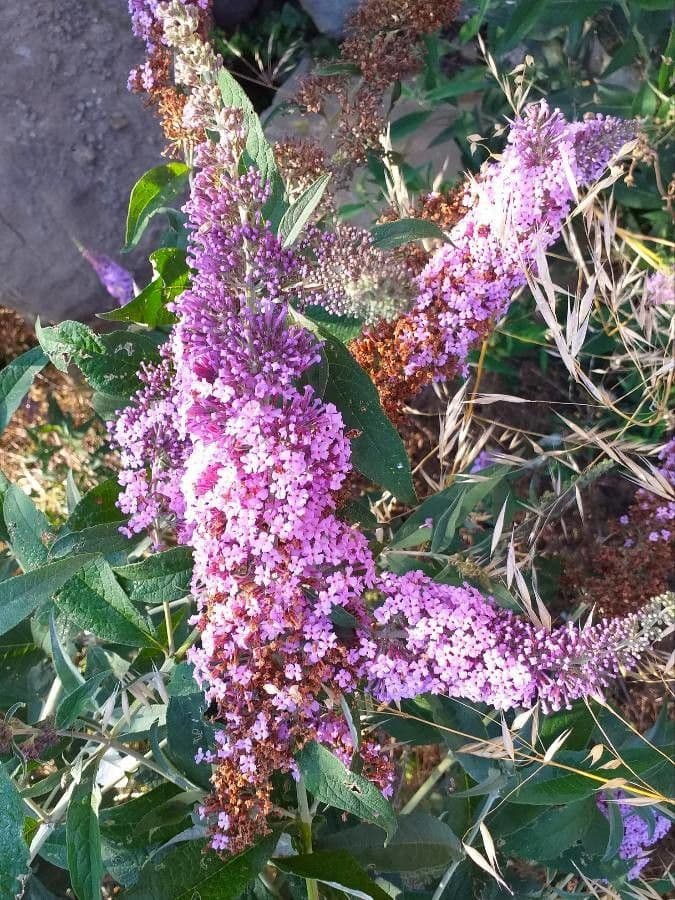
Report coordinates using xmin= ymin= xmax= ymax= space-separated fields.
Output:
xmin=598 ymin=792 xmax=671 ymax=880
xmin=406 ymin=102 xmax=635 ymax=379
xmin=112 ymin=99 xmax=671 ymax=853
xmin=352 ymin=572 xmax=672 ymax=713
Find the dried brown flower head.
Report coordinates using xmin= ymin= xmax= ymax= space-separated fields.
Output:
xmin=296 ymin=0 xmax=461 ymax=164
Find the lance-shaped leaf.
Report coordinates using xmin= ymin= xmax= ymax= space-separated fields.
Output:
xmin=0 ymin=346 xmax=48 ymax=434
xmin=0 ymin=553 xmax=97 ymax=638
xmin=55 ymin=557 xmax=159 ymax=648
xmin=278 ymin=173 xmax=331 ymax=247
xmin=297 ymin=741 xmax=397 ymax=842
xmin=320 ymin=811 xmax=462 ymax=872
xmin=3 ymin=484 xmax=53 ymax=570
xmin=370 ymin=218 xmax=445 ymax=250
xmin=273 ymin=851 xmax=391 ymax=900
xmin=124 ymin=162 xmax=190 ymax=251
xmin=66 ymin=768 xmax=104 ymax=900
xmin=123 ymin=835 xmax=274 ymax=899
xmin=114 ymin=546 xmax=193 ymax=604
xmin=320 ymin=331 xmax=415 ymax=503
xmin=0 ymin=766 xmax=29 ymax=898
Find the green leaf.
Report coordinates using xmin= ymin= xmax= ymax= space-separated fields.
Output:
xmin=55 ymin=670 xmax=110 ymax=728
xmin=150 ymin=248 xmax=190 ymax=301
xmin=602 ymin=799 xmax=625 ymax=862
xmin=124 ymin=162 xmax=190 ymax=251
xmin=35 ymin=320 xmax=104 ymax=374
xmin=49 ymin=522 xmax=134 ymax=561
xmin=165 ymin=663 xmax=215 ymax=789
xmin=0 ymin=347 xmax=48 ymax=434
xmin=90 ymin=391 xmax=131 ymax=421
xmin=511 ymin=746 xmax=673 ymax=805
xmin=392 ymin=466 xmax=510 ymax=550
xmin=100 ymin=782 xmax=182 ymax=847
xmin=302 ymin=305 xmax=363 ymax=343
xmin=296 ymin=741 xmax=397 ymax=842
xmin=390 ymin=110 xmax=433 ymax=142
xmin=320 ymin=811 xmax=462 ymax=872
xmin=99 ymin=279 xmax=167 ymax=327
xmin=0 ymin=765 xmax=29 ymax=898
xmin=273 ymin=850 xmax=391 ymax=900
xmin=0 ymin=554 xmax=96 ymax=637
xmin=100 ymin=250 xmax=187 ymax=327
xmin=278 ymin=173 xmax=331 ymax=248
xmin=370 ymin=218 xmax=445 ymax=250
xmin=123 ymin=835 xmax=274 ymax=899
xmin=78 ymin=330 xmax=160 ymax=398
xmin=500 ymin=799 xmax=595 ymax=861
xmin=55 ymin=557 xmax=159 ymax=648
xmin=425 ymin=67 xmax=489 ymax=102
xmin=217 ymin=70 xmax=283 ymax=219
xmin=319 ymin=332 xmax=416 ymax=503
xmin=459 ymin=0 xmax=490 ymax=42
xmin=133 ymin=789 xmax=203 ymax=837
xmin=48 ymin=611 xmax=84 ymax=695
xmin=66 ymin=769 xmax=104 ymax=900
xmin=64 ymin=479 xmax=124 ymax=533
xmin=495 ymin=0 xmax=548 ymax=52
xmin=114 ymin=547 xmax=194 ymax=604
xmin=3 ymin=484 xmax=52 ymax=570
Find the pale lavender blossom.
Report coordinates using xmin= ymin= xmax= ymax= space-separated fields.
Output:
xmin=80 ymin=247 xmax=135 ymax=306
xmin=598 ymin=792 xmax=672 ymax=880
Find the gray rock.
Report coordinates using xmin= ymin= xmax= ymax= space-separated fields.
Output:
xmin=0 ymin=0 xmax=165 ymax=323
xmin=298 ymin=0 xmax=360 ymax=37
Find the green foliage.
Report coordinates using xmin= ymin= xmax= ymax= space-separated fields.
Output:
xmin=0 ymin=347 xmax=48 ymax=435
xmin=99 ymin=249 xmax=188 ymax=327
xmin=278 ymin=173 xmax=331 ymax=247
xmin=218 ymin=70 xmax=285 ymax=224
xmin=273 ymin=851 xmax=392 ymax=900
xmin=320 ymin=330 xmax=416 ymax=503
xmin=66 ymin=770 xmax=104 ymax=900
xmin=370 ymin=218 xmax=446 ymax=250
xmin=124 ymin=162 xmax=190 ymax=251
xmin=124 ymin=836 xmax=275 ymax=899
xmin=78 ymin=331 xmax=160 ymax=398
xmin=55 ymin=557 xmax=159 ymax=649
xmin=319 ymin=812 xmax=462 ymax=872
xmin=297 ymin=742 xmax=397 ymax=842
xmin=35 ymin=320 xmax=104 ymax=374
xmin=0 ymin=765 xmax=29 ymax=898
xmin=0 ymin=553 xmax=97 ymax=638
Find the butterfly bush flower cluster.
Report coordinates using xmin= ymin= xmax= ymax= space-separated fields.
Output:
xmin=116 ymin=2 xmax=674 ymax=855
xmin=114 ymin=125 xmax=395 ymax=853
xmin=353 ymin=574 xmax=675 ymax=712
xmin=352 ymin=104 xmax=636 ymax=414
xmin=597 ymin=791 xmax=672 ymax=880
xmin=403 ymin=102 xmax=636 ymax=380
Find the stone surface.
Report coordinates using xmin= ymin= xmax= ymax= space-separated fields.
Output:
xmin=0 ymin=0 xmax=165 ymax=323
xmin=297 ymin=0 xmax=359 ymax=36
